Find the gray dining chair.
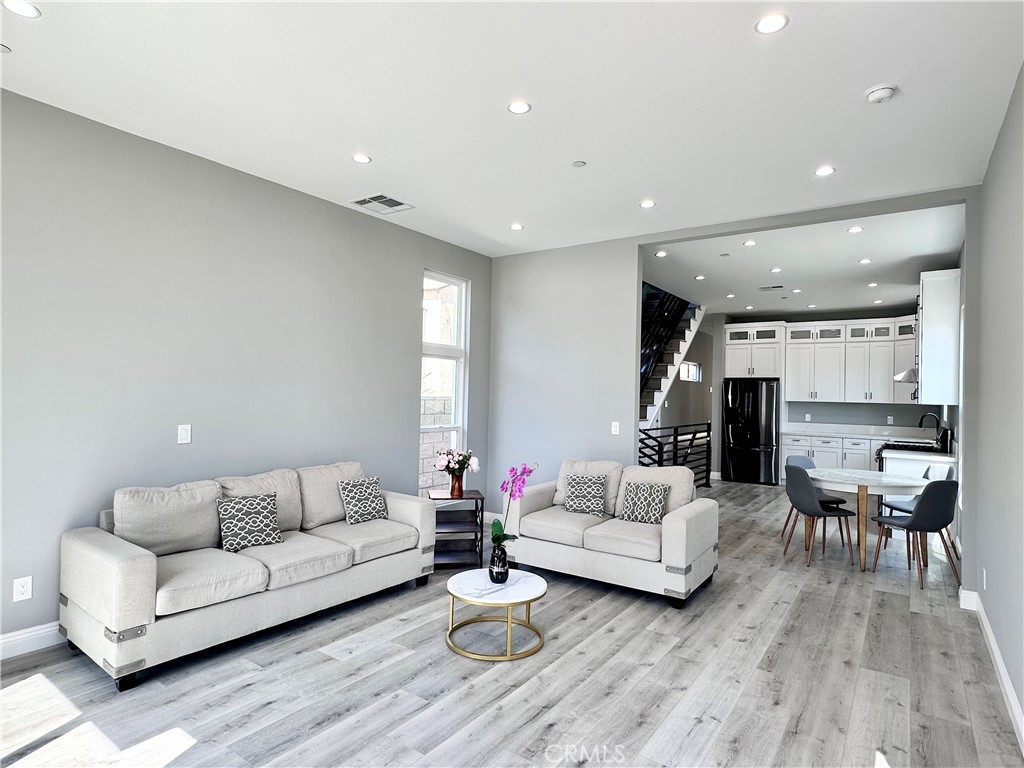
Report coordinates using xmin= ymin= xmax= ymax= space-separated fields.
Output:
xmin=780 ymin=456 xmax=848 ymax=540
xmin=783 ymin=464 xmax=856 ymax=567
xmin=871 ymin=480 xmax=960 ymax=589
xmin=881 ymin=464 xmax=959 ymax=559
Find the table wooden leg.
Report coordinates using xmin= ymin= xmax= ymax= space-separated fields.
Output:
xmin=804 ymin=516 xmax=813 ymax=551
xmin=858 ymin=485 xmax=868 ymax=571
xmin=919 ymin=532 xmax=929 ymax=568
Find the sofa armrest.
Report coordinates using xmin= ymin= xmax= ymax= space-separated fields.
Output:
xmin=662 ymin=497 xmax=719 ymax=569
xmin=504 ymin=481 xmax=557 ymax=536
xmin=60 ymin=527 xmax=157 ymax=631
xmin=383 ymin=491 xmax=436 ymax=550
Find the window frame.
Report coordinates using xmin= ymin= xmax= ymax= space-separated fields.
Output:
xmin=420 ymin=271 xmax=470 ymax=456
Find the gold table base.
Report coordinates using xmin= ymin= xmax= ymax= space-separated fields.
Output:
xmin=446 ymin=594 xmax=545 ymax=661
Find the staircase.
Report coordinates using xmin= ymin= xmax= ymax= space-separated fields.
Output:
xmin=638 ymin=284 xmax=706 ymax=430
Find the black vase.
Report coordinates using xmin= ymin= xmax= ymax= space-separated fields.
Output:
xmin=489 ymin=544 xmax=509 ymax=584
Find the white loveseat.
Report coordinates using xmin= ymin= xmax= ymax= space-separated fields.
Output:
xmin=504 ymin=461 xmax=718 ymax=606
xmin=59 ymin=461 xmax=435 ymax=690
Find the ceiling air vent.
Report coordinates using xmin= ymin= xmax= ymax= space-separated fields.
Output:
xmin=758 ymin=285 xmax=786 ymax=292
xmin=349 ymin=194 xmax=415 ymax=215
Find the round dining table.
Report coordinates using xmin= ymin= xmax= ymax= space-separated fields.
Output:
xmin=805 ymin=467 xmax=929 ymax=571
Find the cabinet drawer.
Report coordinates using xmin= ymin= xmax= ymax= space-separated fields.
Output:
xmin=812 ymin=437 xmax=842 ymax=447
xmin=844 ymin=438 xmax=870 ymax=449
xmin=781 ymin=435 xmax=811 ymax=446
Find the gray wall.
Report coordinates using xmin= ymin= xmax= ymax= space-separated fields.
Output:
xmin=972 ymin=65 xmax=1023 ymax=714
xmin=790 ymin=403 xmax=941 ymax=428
xmin=1 ymin=92 xmax=492 ymax=634
xmin=702 ymin=314 xmax=728 ymax=473
xmin=487 ymin=240 xmax=640 ymax=499
xmin=660 ymin=330 xmax=713 ymax=427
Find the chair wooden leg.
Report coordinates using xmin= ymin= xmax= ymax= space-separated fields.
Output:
xmin=938 ymin=529 xmax=961 ymax=587
xmin=905 ymin=530 xmax=912 ymax=570
xmin=945 ymin=526 xmax=960 ymax=560
xmin=807 ymin=517 xmax=818 ymax=567
xmin=913 ymin=531 xmax=925 ymax=589
xmin=844 ymin=518 xmax=854 ymax=565
xmin=783 ymin=512 xmax=800 ymax=556
xmin=872 ymin=523 xmax=885 ymax=572
xmin=782 ymin=506 xmax=794 ymax=538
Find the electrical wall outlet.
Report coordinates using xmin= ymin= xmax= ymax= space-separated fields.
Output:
xmin=13 ymin=576 xmax=32 ymax=602
xmin=887 ymin=416 xmax=894 ymax=425
xmin=804 ymin=413 xmax=811 ymax=422
xmin=177 ymin=424 xmax=192 ymax=445
xmin=610 ymin=421 xmax=620 ymax=435
xmin=983 ymin=567 xmax=987 ymax=590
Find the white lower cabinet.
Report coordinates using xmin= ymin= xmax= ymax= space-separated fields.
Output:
xmin=782 ymin=434 xmax=877 ymax=475
xmin=842 ymin=450 xmax=871 ymax=470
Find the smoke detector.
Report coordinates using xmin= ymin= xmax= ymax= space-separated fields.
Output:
xmin=865 ymin=84 xmax=898 ymax=104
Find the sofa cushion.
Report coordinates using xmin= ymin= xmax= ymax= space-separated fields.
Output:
xmin=236 ymin=530 xmax=353 ymax=589
xmin=553 ymin=460 xmax=623 ymax=515
xmin=217 ymin=493 xmax=283 ymax=552
xmin=519 ymin=506 xmax=610 ymax=548
xmin=113 ymin=480 xmax=221 ymax=556
xmin=309 ymin=518 xmax=418 ymax=564
xmin=216 ymin=469 xmax=303 ymax=532
xmin=583 ymin=518 xmax=663 ymax=562
xmin=297 ymin=461 xmax=365 ymax=528
xmin=338 ymin=477 xmax=388 ymax=525
xmin=155 ymin=548 xmax=269 ymax=616
xmin=614 ymin=466 xmax=695 ymax=518
xmin=620 ymin=482 xmax=671 ymax=524
xmin=563 ymin=474 xmax=607 ymax=516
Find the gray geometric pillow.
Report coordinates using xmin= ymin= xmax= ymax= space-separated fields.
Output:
xmin=620 ymin=482 xmax=670 ymax=524
xmin=339 ymin=476 xmax=388 ymax=525
xmin=217 ymin=493 xmax=283 ymax=552
xmin=563 ymin=474 xmax=607 ymax=516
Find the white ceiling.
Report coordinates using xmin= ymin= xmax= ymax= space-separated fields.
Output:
xmin=1 ymin=3 xmax=1021 ymax=258
xmin=641 ymin=204 xmax=965 ymax=317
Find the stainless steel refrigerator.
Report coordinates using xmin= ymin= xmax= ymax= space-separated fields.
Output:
xmin=722 ymin=378 xmax=780 ymax=485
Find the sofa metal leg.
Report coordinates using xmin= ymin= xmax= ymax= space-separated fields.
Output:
xmin=415 ymin=575 xmax=430 ymax=587
xmin=67 ymin=639 xmax=79 ymax=652
xmin=114 ymin=673 xmax=138 ymax=692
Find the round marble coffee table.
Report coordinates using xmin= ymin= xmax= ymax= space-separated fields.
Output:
xmin=446 ymin=568 xmax=546 ymax=661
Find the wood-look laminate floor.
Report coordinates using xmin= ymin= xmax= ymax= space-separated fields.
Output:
xmin=2 ymin=482 xmax=1021 ymax=768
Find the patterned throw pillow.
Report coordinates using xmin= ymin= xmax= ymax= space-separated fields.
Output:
xmin=217 ymin=493 xmax=283 ymax=552
xmin=563 ymin=474 xmax=607 ymax=516
xmin=620 ymin=482 xmax=671 ymax=524
xmin=338 ymin=476 xmax=388 ymax=525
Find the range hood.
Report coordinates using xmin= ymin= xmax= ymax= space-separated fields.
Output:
xmin=893 ymin=367 xmax=919 ymax=383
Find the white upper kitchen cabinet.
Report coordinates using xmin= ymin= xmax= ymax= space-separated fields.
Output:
xmin=751 ymin=344 xmax=780 ymax=377
xmin=893 ymin=315 xmax=918 ymax=339
xmin=847 ymin=342 xmax=896 ymax=402
xmin=725 ymin=345 xmax=752 ymax=378
xmin=725 ymin=324 xmax=783 ymax=344
xmin=813 ymin=344 xmax=846 ymax=402
xmin=847 ymin=321 xmax=895 ymax=341
xmin=785 ymin=345 xmax=814 ymax=401
xmin=893 ymin=339 xmax=917 ymax=404
xmin=918 ymin=269 xmax=961 ymax=405
xmin=724 ymin=323 xmax=783 ymax=378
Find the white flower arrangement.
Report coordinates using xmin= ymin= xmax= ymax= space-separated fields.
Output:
xmin=434 ymin=449 xmax=479 ymax=476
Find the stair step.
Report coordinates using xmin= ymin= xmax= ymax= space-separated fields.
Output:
xmin=661 ymin=351 xmax=679 ymax=364
xmin=653 ymin=363 xmax=669 ymax=378
xmin=640 ymin=391 xmax=655 ymax=406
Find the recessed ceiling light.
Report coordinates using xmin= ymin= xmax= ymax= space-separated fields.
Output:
xmin=814 ymin=165 xmax=836 ymax=177
xmin=694 ymin=275 xmax=706 ymax=281
xmin=655 ymin=251 xmax=667 ymax=258
xmin=571 ymin=160 xmax=587 ymax=168
xmin=726 ymin=294 xmax=736 ymax=298
xmin=847 ymin=226 xmax=864 ymax=234
xmin=743 ymin=240 xmax=757 ymax=247
xmin=351 ymin=153 xmax=372 ymax=164
xmin=873 ymin=299 xmax=884 ymax=304
xmin=792 ymin=288 xmax=802 ymax=293
xmin=2 ymin=0 xmax=41 ymax=18
xmin=867 ymin=282 xmax=879 ymax=288
xmin=510 ymin=223 xmax=524 ymax=231
xmin=770 ymin=267 xmax=782 ymax=273
xmin=859 ymin=258 xmax=872 ymax=264
xmin=507 ymin=100 xmax=532 ymax=114
xmin=745 ymin=305 xmax=755 ymax=310
xmin=807 ymin=304 xmax=817 ymax=309
xmin=639 ymin=199 xmax=656 ymax=209
xmin=0 ymin=43 xmax=10 ymax=53
xmin=755 ymin=13 xmax=789 ymax=34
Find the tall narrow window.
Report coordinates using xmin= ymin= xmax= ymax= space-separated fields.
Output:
xmin=420 ymin=272 xmax=468 ymax=494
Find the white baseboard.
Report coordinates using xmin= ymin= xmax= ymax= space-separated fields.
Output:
xmin=1 ymin=621 xmax=63 ymax=660
xmin=959 ymin=588 xmax=979 ymax=611
xmin=972 ymin=595 xmax=1024 ymax=755
xmin=710 ymin=471 xmax=722 ymax=480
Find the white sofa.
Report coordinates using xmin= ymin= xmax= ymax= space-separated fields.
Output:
xmin=504 ymin=461 xmax=718 ymax=606
xmin=59 ymin=461 xmax=435 ymax=690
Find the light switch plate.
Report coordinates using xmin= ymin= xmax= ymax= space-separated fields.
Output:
xmin=610 ymin=421 xmax=620 ymax=435
xmin=177 ymin=424 xmax=192 ymax=444
xmin=887 ymin=416 xmax=894 ymax=425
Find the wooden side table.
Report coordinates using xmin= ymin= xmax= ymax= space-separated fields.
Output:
xmin=427 ymin=489 xmax=485 ymax=568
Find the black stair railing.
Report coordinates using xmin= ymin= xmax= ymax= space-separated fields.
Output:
xmin=638 ymin=421 xmax=712 ymax=487
xmin=639 ymin=285 xmax=693 ymax=394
